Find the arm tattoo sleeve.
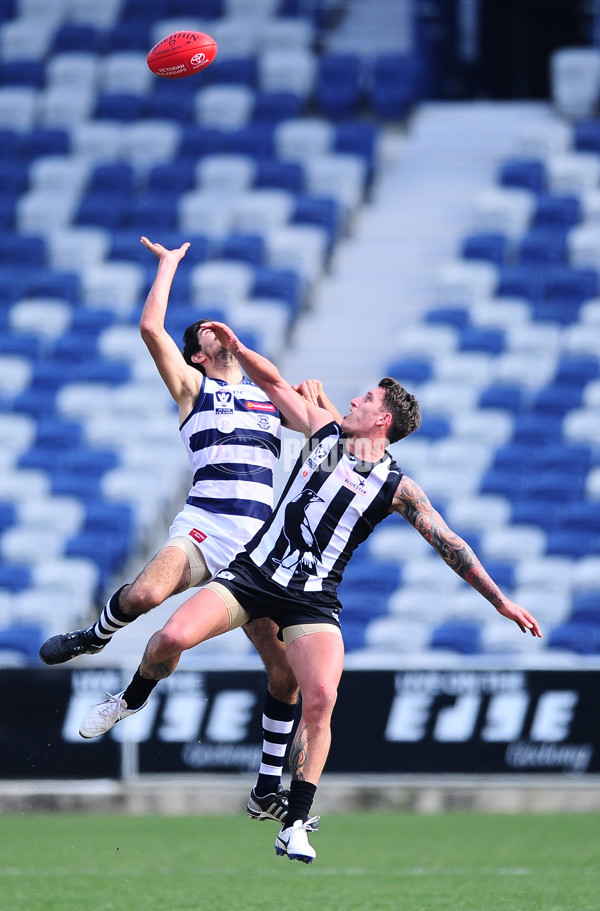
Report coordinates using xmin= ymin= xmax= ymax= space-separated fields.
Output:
xmin=393 ymin=477 xmax=504 ymax=608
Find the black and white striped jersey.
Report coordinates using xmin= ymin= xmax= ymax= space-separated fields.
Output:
xmin=245 ymin=421 xmax=403 ymax=596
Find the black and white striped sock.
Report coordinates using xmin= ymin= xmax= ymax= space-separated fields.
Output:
xmin=254 ymin=691 xmax=296 ymax=797
xmin=91 ymin=585 xmax=132 ymax=643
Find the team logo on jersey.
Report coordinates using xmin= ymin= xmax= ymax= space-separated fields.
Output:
xmin=257 ymin=416 xmax=271 ymax=430
xmin=307 ymin=443 xmax=329 ymax=470
xmin=189 ymin=528 xmax=207 ymax=543
xmin=244 ymin=401 xmax=277 ymax=412
xmin=273 ymin=490 xmax=324 ymax=576
xmin=343 ymin=475 xmax=367 ymax=495
xmin=215 ymin=391 xmax=233 ymax=412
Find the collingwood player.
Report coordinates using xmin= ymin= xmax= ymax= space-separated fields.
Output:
xmin=77 ymin=319 xmax=543 ymax=864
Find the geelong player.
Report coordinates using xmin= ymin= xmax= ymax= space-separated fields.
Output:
xmin=39 ymin=238 xmax=339 ymax=826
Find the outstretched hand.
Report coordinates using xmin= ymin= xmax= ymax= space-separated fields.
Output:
xmin=293 ymin=379 xmax=324 ymax=405
xmin=140 ymin=236 xmax=190 ymax=263
xmin=496 ymin=598 xmax=542 ymax=637
xmin=200 ymin=320 xmax=242 ymax=354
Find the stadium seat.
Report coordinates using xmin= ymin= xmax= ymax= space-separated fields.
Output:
xmin=195 ymin=85 xmax=254 ymax=131
xmin=258 ymin=48 xmax=316 ymax=99
xmin=315 ymin=53 xmax=362 ymax=120
xmin=498 ymin=158 xmax=547 ymax=194
xmin=370 ymin=53 xmax=422 ymax=120
xmin=547 ymin=622 xmax=600 ymax=654
xmin=550 ymin=47 xmax=600 ymax=121
xmin=430 ymin=621 xmax=482 ymax=655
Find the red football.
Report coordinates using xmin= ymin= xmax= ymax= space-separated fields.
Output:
xmin=147 ymin=31 xmax=217 ymax=79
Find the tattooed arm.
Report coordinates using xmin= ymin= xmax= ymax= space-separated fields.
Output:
xmin=391 ymin=475 xmax=542 ymax=637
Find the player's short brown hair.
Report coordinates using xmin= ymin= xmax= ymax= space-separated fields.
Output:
xmin=378 ymin=377 xmax=422 ymax=443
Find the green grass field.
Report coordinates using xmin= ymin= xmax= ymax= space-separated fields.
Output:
xmin=1 ymin=812 xmax=599 ymax=911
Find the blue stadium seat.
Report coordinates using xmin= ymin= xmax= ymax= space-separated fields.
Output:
xmin=555 ymin=355 xmax=600 ymax=387
xmin=19 ymin=128 xmax=71 ymax=161
xmin=34 ymin=417 xmax=84 ymax=451
xmin=458 ymin=326 xmax=505 ymax=354
xmin=532 ymin=194 xmax=581 ymax=231
xmin=121 ymin=192 xmax=180 ymax=232
xmin=94 ymin=93 xmax=145 ymax=122
xmin=76 ymin=193 xmax=130 ymax=231
xmin=251 ymin=267 xmax=303 ymax=318
xmin=533 ymin=443 xmax=592 ymax=474
xmin=547 ymin=622 xmax=600 ymax=653
xmin=498 ymin=158 xmax=546 ymax=193
xmin=51 ymin=24 xmax=102 ymax=54
xmin=557 ymin=502 xmax=600 ymax=534
xmin=292 ymin=195 xmax=342 ymax=247
xmin=413 ymin=416 xmax=450 ymax=440
xmin=0 ymin=59 xmax=45 ymax=88
xmin=544 ymin=267 xmax=599 ymax=307
xmin=546 ymin=531 xmax=600 ymax=559
xmin=178 ymin=126 xmax=228 ymax=159
xmin=570 ymin=590 xmax=600 ymax=624
xmin=147 ymin=160 xmax=197 ymax=195
xmin=0 ymin=625 xmax=45 ymax=663
xmin=0 ymin=563 xmax=31 ymax=591
xmin=385 ymin=357 xmax=434 ymax=384
xmin=511 ymin=413 xmax=564 ymax=445
xmin=334 ymin=121 xmax=379 ymax=180
xmin=430 ymin=621 xmax=482 ymax=654
xmin=478 ymin=384 xmax=525 ymax=414
xmin=0 ymin=234 xmax=46 ymax=266
xmin=479 ymin=468 xmax=524 ymax=501
xmin=219 ymin=233 xmax=265 ymax=266
xmin=461 ymin=233 xmax=508 ymax=265
xmin=573 ymin=119 xmax=600 ymax=154
xmin=425 ymin=307 xmax=470 ymax=330
xmin=0 ymin=160 xmax=31 ymax=194
xmin=106 ymin=20 xmax=153 ymax=51
xmin=370 ymin=53 xmax=422 ymax=120
xmin=27 ymin=269 xmax=82 ymax=303
xmin=206 ymin=57 xmax=257 ymax=88
xmin=315 ymin=54 xmax=362 ymax=120
xmin=253 ymin=91 xmax=303 ymax=126
xmin=87 ymin=163 xmax=136 ymax=197
xmin=531 ymin=383 xmax=582 ymax=416
xmin=518 ymin=229 xmax=567 ymax=265
xmin=496 ymin=265 xmax=545 ymax=303
xmin=143 ymin=90 xmax=195 ymax=123
xmin=511 ymin=500 xmax=560 ymax=533
xmin=225 ymin=124 xmax=276 ymax=158
xmin=255 ymin=158 xmax=304 ymax=193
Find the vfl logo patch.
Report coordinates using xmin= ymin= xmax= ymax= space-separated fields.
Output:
xmin=244 ymin=401 xmax=276 ymax=413
xmin=217 ymin=570 xmax=235 ymax=581
xmin=189 ymin=528 xmax=207 ymax=543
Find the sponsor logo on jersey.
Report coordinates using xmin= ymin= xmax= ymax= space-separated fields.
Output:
xmin=343 ymin=475 xmax=367 ymax=495
xmin=189 ymin=528 xmax=207 ymax=543
xmin=244 ymin=401 xmax=276 ymax=412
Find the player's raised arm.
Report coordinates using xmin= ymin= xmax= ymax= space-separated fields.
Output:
xmin=391 ymin=473 xmax=543 ymax=637
xmin=138 ymin=237 xmax=201 ymax=411
xmin=202 ymin=321 xmax=333 ymax=435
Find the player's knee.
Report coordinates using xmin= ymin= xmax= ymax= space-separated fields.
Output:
xmin=302 ymin=681 xmax=338 ymax=722
xmin=123 ymin=582 xmax=162 ymax=616
xmin=267 ymin=669 xmax=299 ymax=705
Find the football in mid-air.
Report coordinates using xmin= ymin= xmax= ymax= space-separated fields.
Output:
xmin=147 ymin=31 xmax=217 ymax=79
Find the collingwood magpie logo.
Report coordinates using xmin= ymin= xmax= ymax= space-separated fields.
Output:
xmin=273 ymin=490 xmax=323 ymax=575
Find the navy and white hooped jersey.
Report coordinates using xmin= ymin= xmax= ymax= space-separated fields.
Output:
xmin=177 ymin=375 xmax=282 ymax=569
xmin=245 ymin=421 xmax=403 ymax=597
